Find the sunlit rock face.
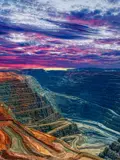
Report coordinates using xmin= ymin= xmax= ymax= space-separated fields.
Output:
xmin=0 ymin=72 xmax=61 ymax=124
xmin=0 ymin=103 xmax=99 ymax=160
xmin=0 ymin=102 xmax=102 ymax=160
xmin=0 ymin=70 xmax=119 ymax=155
xmin=0 ymin=71 xmax=81 ymax=146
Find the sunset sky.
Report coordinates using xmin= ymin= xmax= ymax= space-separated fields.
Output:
xmin=0 ymin=0 xmax=120 ymax=69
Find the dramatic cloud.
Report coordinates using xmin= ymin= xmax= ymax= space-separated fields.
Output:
xmin=0 ymin=0 xmax=120 ymax=69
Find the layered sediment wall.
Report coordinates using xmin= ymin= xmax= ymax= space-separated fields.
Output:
xmin=0 ymin=72 xmax=80 ymax=142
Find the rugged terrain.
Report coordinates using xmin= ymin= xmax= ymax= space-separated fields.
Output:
xmin=0 ymin=70 xmax=119 ymax=156
xmin=0 ymin=72 xmax=82 ymax=151
xmin=21 ymin=69 xmax=120 ymax=153
xmin=22 ymin=69 xmax=120 ymax=132
xmin=99 ymin=138 xmax=120 ymax=160
xmin=0 ymin=102 xmax=103 ymax=160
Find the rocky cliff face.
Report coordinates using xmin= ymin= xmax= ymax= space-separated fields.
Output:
xmin=0 ymin=72 xmax=81 ymax=148
xmin=0 ymin=72 xmax=61 ymax=125
xmin=0 ymin=102 xmax=103 ymax=160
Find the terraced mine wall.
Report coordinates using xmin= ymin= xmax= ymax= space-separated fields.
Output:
xmin=33 ymin=121 xmax=80 ymax=137
xmin=24 ymin=69 xmax=120 ymax=133
xmin=0 ymin=78 xmax=61 ymax=125
xmin=0 ymin=102 xmax=103 ymax=160
xmin=0 ymin=73 xmax=62 ymax=124
xmin=0 ymin=72 xmax=80 ymax=139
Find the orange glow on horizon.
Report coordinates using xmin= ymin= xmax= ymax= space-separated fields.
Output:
xmin=0 ymin=66 xmax=74 ymax=71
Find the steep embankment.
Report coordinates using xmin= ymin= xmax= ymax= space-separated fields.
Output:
xmin=38 ymin=89 xmax=120 ymax=154
xmin=0 ymin=72 xmax=61 ymax=124
xmin=21 ymin=69 xmax=120 ymax=153
xmin=0 ymin=72 xmax=81 ymax=149
xmin=24 ymin=69 xmax=120 ymax=132
xmin=0 ymin=102 xmax=103 ymax=160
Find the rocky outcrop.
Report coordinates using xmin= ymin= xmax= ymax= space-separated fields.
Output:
xmin=0 ymin=102 xmax=103 ymax=160
xmin=0 ymin=72 xmax=61 ymax=125
xmin=99 ymin=138 xmax=120 ymax=160
xmin=0 ymin=72 xmax=81 ymax=146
